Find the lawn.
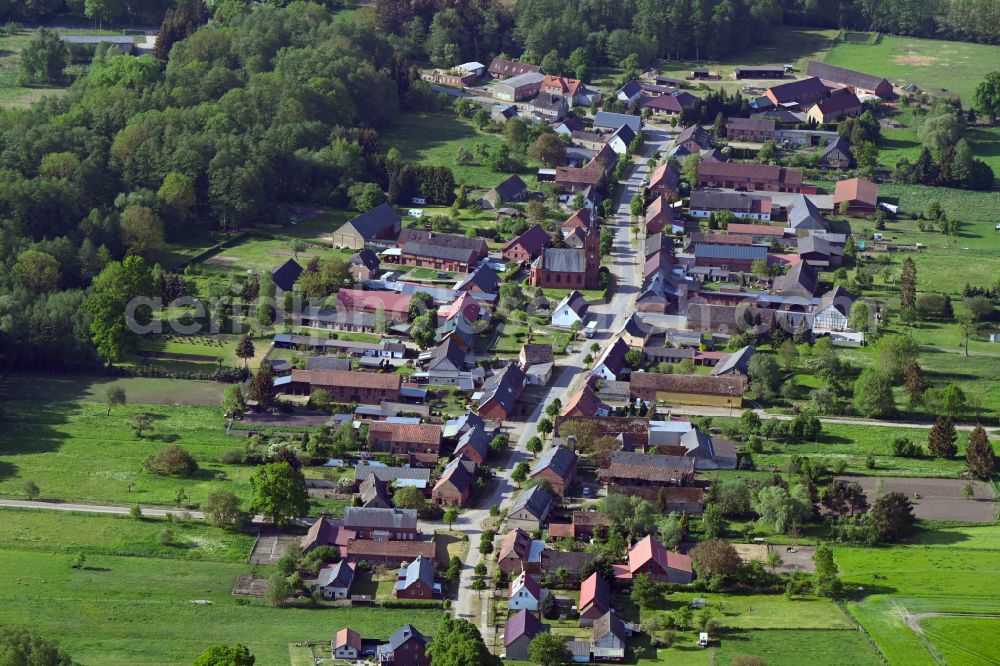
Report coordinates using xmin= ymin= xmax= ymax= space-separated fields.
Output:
xmin=0 ymin=373 xmax=227 ymax=406
xmin=0 ymin=541 xmax=441 ymax=665
xmin=712 ymin=629 xmax=882 ymax=666
xmin=381 ymin=112 xmax=540 ymax=191
xmin=824 ymin=33 xmax=1000 ymax=103
xmin=837 ymin=525 xmax=1000 ymax=665
xmin=198 ymin=234 xmax=355 ymax=275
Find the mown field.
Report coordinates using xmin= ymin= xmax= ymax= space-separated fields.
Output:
xmin=824 ymin=33 xmax=1000 ymax=103
xmin=0 ymin=509 xmax=441 ymax=665
xmin=838 ymin=525 xmax=1000 ymax=665
xmin=382 ymin=112 xmax=541 ymax=191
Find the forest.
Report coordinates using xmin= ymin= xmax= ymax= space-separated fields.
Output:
xmin=0 ymin=3 xmax=426 ymax=372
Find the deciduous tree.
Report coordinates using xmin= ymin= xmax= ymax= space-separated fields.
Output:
xmin=249 ymin=462 xmax=309 ymax=527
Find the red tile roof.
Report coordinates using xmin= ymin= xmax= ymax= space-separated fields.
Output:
xmin=543 ymin=75 xmax=583 ymax=97
xmin=290 ymin=369 xmax=402 ymax=391
xmin=336 ymin=288 xmax=412 ymax=315
xmin=561 ymin=385 xmax=609 ymax=417
xmin=335 ymin=628 xmax=362 ymax=651
xmin=563 ymin=208 xmax=592 ymax=229
xmin=547 ymin=523 xmax=574 ymax=538
xmin=579 ymin=572 xmax=610 ymax=612
xmin=628 ymin=534 xmax=692 ymax=574
xmin=345 ymin=539 xmax=436 ymax=560
xmin=368 ymin=421 xmax=442 ymax=445
xmin=834 ymin=177 xmax=878 ymax=206
xmin=727 ymin=223 xmax=784 ymax=236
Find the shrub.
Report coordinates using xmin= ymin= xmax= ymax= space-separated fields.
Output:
xmin=145 ymin=445 xmax=198 ymax=476
xmin=159 ymin=529 xmax=174 ymax=545
xmin=219 ymin=448 xmax=247 ymax=464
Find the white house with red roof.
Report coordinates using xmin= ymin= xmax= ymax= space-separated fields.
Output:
xmin=508 ymin=570 xmax=543 ymax=611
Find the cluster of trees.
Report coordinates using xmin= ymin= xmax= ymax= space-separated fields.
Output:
xmin=892 ymin=100 xmax=994 ymax=190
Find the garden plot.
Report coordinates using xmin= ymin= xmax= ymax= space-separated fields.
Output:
xmin=836 ymin=476 xmax=997 ymax=522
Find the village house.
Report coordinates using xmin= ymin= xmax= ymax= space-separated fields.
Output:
xmin=527 ymin=92 xmax=569 ymax=120
xmin=506 ymin=484 xmax=553 ymax=531
xmin=342 ymin=507 xmax=418 ymax=541
xmin=630 ymin=373 xmax=747 ymax=408
xmin=688 ymin=191 xmax=773 ymax=221
xmin=271 ymin=258 xmax=302 ymax=293
xmin=647 ymin=163 xmax=681 ymax=200
xmin=508 ymin=571 xmax=544 ymax=611
xmin=598 ymin=451 xmax=696 ymax=498
xmin=354 ymin=465 xmax=431 ymax=490
xmin=813 ymin=285 xmax=858 ymax=334
xmin=454 ymin=263 xmax=500 ymax=296
xmin=694 ymin=242 xmax=767 ymax=273
xmin=476 ymin=362 xmax=525 ymax=420
xmin=491 ymin=103 xmax=518 ymax=124
xmin=276 ymin=369 xmax=402 ymax=403
xmin=542 ymin=75 xmax=583 ymax=104
xmin=834 ymin=177 xmax=878 ymax=213
xmin=504 ymin=609 xmax=549 ymax=661
xmin=673 ymin=124 xmax=714 ymax=156
xmin=358 ymin=473 xmax=393 ymax=509
xmin=301 ymin=517 xmax=354 ymax=554
xmin=607 ymin=123 xmax=637 ymax=155
xmin=332 ymin=202 xmax=402 ymax=249
xmin=556 ymin=144 xmax=618 ymax=192
xmin=697 ymin=161 xmax=804 ymax=193
xmin=493 ymin=71 xmax=545 ymax=101
xmin=592 ymin=337 xmax=630 ymax=381
xmin=593 ymin=111 xmax=642 ymax=133
xmin=368 ymin=421 xmax=442 ymax=455
xmin=336 ymin=288 xmax=412 ymax=322
xmin=394 ymin=555 xmax=437 ymax=599
xmin=343 ymin=540 xmax=436 ymax=567
xmin=481 ymin=174 xmax=528 ymax=210
xmin=773 ymin=261 xmax=819 ymax=298
xmin=530 ymin=444 xmax=578 ymax=497
xmin=488 ymin=58 xmax=541 ymax=80
xmin=502 ymin=224 xmax=550 ymax=263
xmin=314 ymin=560 xmax=356 ymax=600
xmin=820 ymin=136 xmax=853 ymax=169
xmin=520 ymin=342 xmax=555 ymax=386
xmin=807 ymin=90 xmax=863 ymax=124
xmin=678 ymin=428 xmax=739 ymax=470
xmin=711 ymin=345 xmax=755 ymax=377
xmin=498 ymin=527 xmax=543 ymax=574
xmin=590 ymin=612 xmax=629 ymax=662
xmin=375 ymin=624 xmax=430 ymax=666
xmin=332 ymin=628 xmax=364 ymax=661
xmin=396 ymin=230 xmax=489 ymax=273
xmin=787 ymin=194 xmax=830 ymax=232
xmin=626 ymin=535 xmax=694 ymax=584
xmin=726 ymin=222 xmax=785 ymax=242
xmin=806 ymin=60 xmax=893 ymax=98
xmin=616 ymin=79 xmax=643 ymax=107
xmin=764 ymin=76 xmax=828 ymax=108
xmin=579 ymin=572 xmax=612 ymax=626
xmin=349 ymin=249 xmax=380 ymax=281
xmin=642 ymin=89 xmax=697 ymax=116
xmin=431 ymin=455 xmax=477 ymax=506
xmin=725 ymin=117 xmax=776 ymax=142
xmin=644 ymin=196 xmax=678 ymax=235
xmin=798 ymin=235 xmax=844 ymax=268
xmin=453 ymin=425 xmax=491 ymax=465
xmin=562 ymin=384 xmax=611 ymax=418
xmin=420 ymin=338 xmax=467 ymax=377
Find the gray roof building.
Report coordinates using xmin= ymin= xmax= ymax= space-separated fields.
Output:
xmin=509 ymin=484 xmax=553 ymax=520
xmin=343 ymin=507 xmax=417 ymax=531
xmin=694 ymin=243 xmax=768 ymax=261
xmin=536 ymin=247 xmax=585 ymax=272
xmin=271 ymin=258 xmax=303 ymax=292
xmin=594 ymin=111 xmax=642 ymax=132
xmin=711 ymin=345 xmax=755 ymax=376
xmin=531 ymin=445 xmax=577 ymax=481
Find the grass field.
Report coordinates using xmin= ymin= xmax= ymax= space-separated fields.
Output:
xmin=838 ymin=525 xmax=1000 ymax=665
xmin=0 ymin=373 xmax=227 ymax=406
xmin=918 ymin=615 xmax=1000 ymax=665
xmin=382 ymin=113 xmax=540 ymax=191
xmin=824 ymin=33 xmax=1000 ymax=103
xmin=0 ymin=510 xmax=441 ymax=665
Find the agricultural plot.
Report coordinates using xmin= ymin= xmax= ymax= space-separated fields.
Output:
xmin=835 ymin=476 xmax=997 ymax=522
xmin=0 ymin=510 xmax=441 ymax=665
xmin=824 ymin=34 xmax=1000 ymax=103
xmin=838 ymin=525 xmax=1000 ymax=665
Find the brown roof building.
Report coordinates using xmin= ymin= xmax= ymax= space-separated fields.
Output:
xmin=368 ymin=422 xmax=442 ymax=455
xmin=630 ymin=373 xmax=746 ymax=408
xmin=697 ymin=161 xmax=804 ymax=193
xmin=502 ymin=224 xmax=550 ymax=263
xmin=488 ymin=58 xmax=541 ymax=80
xmin=280 ymin=369 xmax=402 ymax=404
xmin=807 ymin=60 xmax=893 ymax=98
xmin=764 ymin=76 xmax=828 ymax=107
xmin=344 ymin=539 xmax=436 ymax=566
xmin=725 ymin=117 xmax=776 ymax=142
xmin=834 ymin=177 xmax=878 ymax=213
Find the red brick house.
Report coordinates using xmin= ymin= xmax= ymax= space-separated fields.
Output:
xmin=529 ymin=444 xmax=577 ymax=497
xmin=697 ymin=161 xmax=804 ymax=193
xmin=834 ymin=177 xmax=878 ymax=213
xmin=368 ymin=422 xmax=442 ymax=455
xmin=396 ymin=229 xmax=489 ymax=273
xmin=476 ymin=362 xmax=525 ymax=421
xmin=764 ymin=76 xmax=828 ymax=108
xmin=648 ymin=163 xmax=681 ymax=200
xmin=645 ymin=196 xmax=676 ymax=235
xmin=488 ymin=58 xmax=541 ymax=80
xmin=502 ymin=224 xmax=550 ymax=263
xmin=394 ymin=555 xmax=436 ymax=599
xmin=279 ymin=369 xmax=401 ymax=403
xmin=498 ymin=528 xmax=541 ymax=574
xmin=725 ymin=117 xmax=776 ymax=142
xmin=375 ymin=624 xmax=430 ymax=666
xmin=431 ymin=455 xmax=476 ymax=506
